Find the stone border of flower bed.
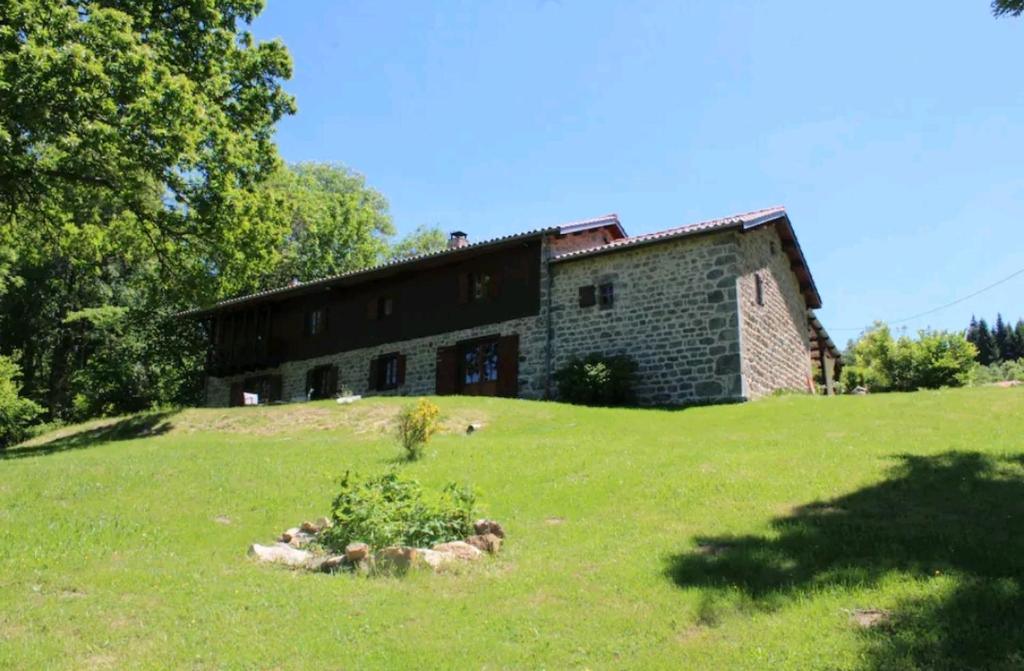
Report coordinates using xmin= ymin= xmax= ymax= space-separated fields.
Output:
xmin=248 ymin=518 xmax=506 ymax=575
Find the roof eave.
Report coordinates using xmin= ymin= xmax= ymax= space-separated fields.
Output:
xmin=178 ymin=226 xmax=555 ymax=318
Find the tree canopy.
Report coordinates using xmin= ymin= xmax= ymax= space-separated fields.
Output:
xmin=993 ymin=0 xmax=1024 ymax=17
xmin=0 ymin=0 xmax=296 ymax=284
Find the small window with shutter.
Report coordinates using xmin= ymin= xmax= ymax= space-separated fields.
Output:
xmin=579 ymin=285 xmax=596 ymax=308
xmin=369 ymin=353 xmax=405 ymax=391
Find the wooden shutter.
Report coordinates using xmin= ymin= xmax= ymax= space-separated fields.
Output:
xmin=367 ymin=357 xmax=379 ymax=391
xmin=579 ymin=285 xmax=596 ymax=307
xmin=366 ymin=299 xmax=377 ymax=320
xmin=326 ymin=365 xmax=339 ymax=396
xmin=435 ymin=346 xmax=458 ymax=395
xmin=268 ymin=375 xmax=283 ymax=403
xmin=229 ymin=382 xmax=244 ymax=407
xmin=396 ymin=354 xmax=407 ymax=386
xmin=496 ymin=334 xmax=519 ymax=398
xmin=457 ymin=273 xmax=470 ymax=304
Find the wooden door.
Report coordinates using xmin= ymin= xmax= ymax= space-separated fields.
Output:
xmin=459 ymin=339 xmax=500 ymax=396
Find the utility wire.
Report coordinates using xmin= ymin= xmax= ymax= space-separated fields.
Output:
xmin=830 ymin=264 xmax=1024 ymax=332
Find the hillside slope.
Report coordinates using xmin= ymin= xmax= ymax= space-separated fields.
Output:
xmin=2 ymin=388 xmax=1023 ymax=670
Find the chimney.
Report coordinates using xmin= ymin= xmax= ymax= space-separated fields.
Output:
xmin=448 ymin=231 xmax=469 ymax=250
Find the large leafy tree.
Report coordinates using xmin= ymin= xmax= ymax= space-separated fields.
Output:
xmin=0 ymin=0 xmax=296 ymax=281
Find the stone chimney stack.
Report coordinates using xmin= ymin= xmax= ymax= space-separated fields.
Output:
xmin=448 ymin=231 xmax=469 ymax=250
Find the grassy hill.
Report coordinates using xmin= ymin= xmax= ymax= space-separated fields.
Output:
xmin=2 ymin=388 xmax=1023 ymax=670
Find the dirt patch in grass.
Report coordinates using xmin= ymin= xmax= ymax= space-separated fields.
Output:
xmin=174 ymin=403 xmax=488 ymax=438
xmin=676 ymin=624 xmax=711 ymax=645
xmin=849 ymin=608 xmax=890 ymax=629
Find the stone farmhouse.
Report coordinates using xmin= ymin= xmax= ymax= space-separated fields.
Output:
xmin=185 ymin=206 xmax=841 ymax=407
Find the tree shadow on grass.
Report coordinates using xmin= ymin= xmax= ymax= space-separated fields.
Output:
xmin=2 ymin=412 xmax=174 ymax=460
xmin=665 ymin=451 xmax=1024 ymax=670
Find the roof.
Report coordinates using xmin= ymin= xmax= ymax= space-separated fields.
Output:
xmin=180 ymin=213 xmax=625 ymax=317
xmin=551 ymin=206 xmax=823 ymax=309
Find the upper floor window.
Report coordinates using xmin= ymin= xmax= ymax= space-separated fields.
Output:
xmin=459 ymin=271 xmax=498 ymax=303
xmin=305 ymin=307 xmax=326 ymax=336
xmin=755 ymin=273 xmax=765 ymax=306
xmin=599 ymin=283 xmax=614 ymax=309
xmin=368 ymin=296 xmax=394 ymax=320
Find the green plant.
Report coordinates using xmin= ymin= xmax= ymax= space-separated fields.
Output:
xmin=319 ymin=471 xmax=476 ymax=552
xmin=0 ymin=355 xmax=43 ymax=448
xmin=841 ymin=323 xmax=977 ymax=392
xmin=554 ymin=354 xmax=638 ymax=406
xmin=396 ymin=398 xmax=441 ymax=460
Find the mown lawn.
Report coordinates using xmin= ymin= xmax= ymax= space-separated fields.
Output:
xmin=2 ymin=387 xmax=1023 ymax=670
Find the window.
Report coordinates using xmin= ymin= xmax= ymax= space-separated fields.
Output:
xmin=460 ymin=339 xmax=499 ymax=394
xmin=579 ymin=285 xmax=596 ymax=308
xmin=368 ymin=296 xmax=394 ymax=320
xmin=459 ymin=271 xmax=498 ymax=303
xmin=598 ymin=283 xmax=614 ymax=309
xmin=236 ymin=375 xmax=281 ymax=405
xmin=370 ymin=353 xmax=404 ymax=391
xmin=305 ymin=307 xmax=326 ymax=336
xmin=306 ymin=365 xmax=337 ymax=400
xmin=755 ymin=273 xmax=765 ymax=306
xmin=471 ymin=272 xmax=492 ymax=300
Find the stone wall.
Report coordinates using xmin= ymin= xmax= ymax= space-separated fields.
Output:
xmin=735 ymin=225 xmax=813 ymax=398
xmin=205 ymin=313 xmax=548 ymax=407
xmin=547 ymin=232 xmax=744 ymax=405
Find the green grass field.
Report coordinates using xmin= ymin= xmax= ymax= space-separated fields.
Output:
xmin=2 ymin=388 xmax=1023 ymax=670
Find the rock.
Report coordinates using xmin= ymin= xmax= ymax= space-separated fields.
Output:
xmin=320 ymin=555 xmax=348 ymax=573
xmin=248 ymin=542 xmax=313 ymax=568
xmin=279 ymin=527 xmax=300 ymax=543
xmin=465 ymin=533 xmax=502 ymax=554
xmin=288 ymin=532 xmax=315 ymax=548
xmin=300 ymin=520 xmax=320 ymax=534
xmin=432 ymin=541 xmax=483 ymax=561
xmin=473 ymin=519 xmax=505 ymax=538
xmin=374 ymin=546 xmax=420 ymax=574
xmin=419 ymin=549 xmax=456 ymax=571
xmin=315 ymin=516 xmax=333 ymax=530
xmin=345 ymin=542 xmax=370 ymax=562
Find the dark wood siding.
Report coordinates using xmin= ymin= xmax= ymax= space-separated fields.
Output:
xmin=206 ymin=240 xmax=541 ymax=375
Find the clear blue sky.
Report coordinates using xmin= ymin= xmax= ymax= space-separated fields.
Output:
xmin=252 ymin=1 xmax=1023 ymax=341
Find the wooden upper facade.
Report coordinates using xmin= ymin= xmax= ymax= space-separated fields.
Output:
xmin=190 ymin=216 xmax=627 ymax=382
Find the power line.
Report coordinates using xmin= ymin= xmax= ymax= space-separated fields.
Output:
xmin=830 ymin=264 xmax=1024 ymax=333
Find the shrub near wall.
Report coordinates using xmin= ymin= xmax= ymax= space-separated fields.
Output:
xmin=554 ymin=354 xmax=638 ymax=406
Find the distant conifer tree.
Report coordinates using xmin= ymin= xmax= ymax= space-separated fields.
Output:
xmin=976 ymin=318 xmax=1000 ymax=365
